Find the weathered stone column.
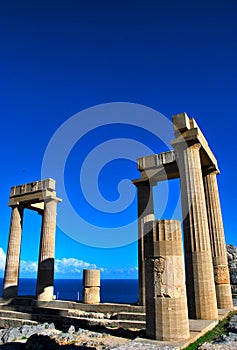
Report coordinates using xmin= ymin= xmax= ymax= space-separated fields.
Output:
xmin=203 ymin=171 xmax=233 ymax=309
xmin=173 ymin=142 xmax=218 ymax=319
xmin=36 ymin=198 xmax=58 ymax=301
xmin=144 ymin=220 xmax=190 ymax=341
xmin=133 ymin=179 xmax=155 ymax=306
xmin=3 ymin=205 xmax=24 ymax=298
xmin=83 ymin=269 xmax=100 ymax=304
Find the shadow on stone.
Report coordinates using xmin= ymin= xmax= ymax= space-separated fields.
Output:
xmin=0 ymin=342 xmax=25 ymax=350
xmin=0 ymin=334 xmax=97 ymax=349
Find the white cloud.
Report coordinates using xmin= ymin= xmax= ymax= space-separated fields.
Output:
xmin=0 ymin=247 xmax=138 ymax=279
xmin=20 ymin=260 xmax=38 ymax=273
xmin=100 ymin=266 xmax=138 ymax=278
xmin=0 ymin=248 xmax=6 ymax=271
xmin=55 ymin=258 xmax=97 ymax=275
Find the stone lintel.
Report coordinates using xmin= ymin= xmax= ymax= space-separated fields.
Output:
xmin=135 ymin=150 xmax=179 ymax=182
xmin=137 ymin=151 xmax=176 ymax=170
xmin=8 ymin=190 xmax=62 ymax=207
xmin=10 ymin=178 xmax=55 ymax=198
xmin=172 ymin=112 xmax=191 ymax=136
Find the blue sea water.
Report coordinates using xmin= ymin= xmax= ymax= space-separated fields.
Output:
xmin=0 ymin=278 xmax=138 ymax=304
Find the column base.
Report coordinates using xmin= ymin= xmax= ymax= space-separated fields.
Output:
xmin=37 ymin=286 xmax=54 ymax=301
xmin=2 ymin=284 xmax=18 ymax=299
xmin=146 ymin=297 xmax=190 ymax=341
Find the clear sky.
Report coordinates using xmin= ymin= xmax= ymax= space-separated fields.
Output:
xmin=0 ymin=0 xmax=237 ymax=279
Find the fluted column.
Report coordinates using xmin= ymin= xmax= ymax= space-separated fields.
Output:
xmin=203 ymin=171 xmax=233 ymax=309
xmin=36 ymin=198 xmax=58 ymax=301
xmin=174 ymin=142 xmax=218 ymax=319
xmin=144 ymin=220 xmax=190 ymax=341
xmin=134 ymin=180 xmax=155 ymax=306
xmin=3 ymin=205 xmax=24 ymax=298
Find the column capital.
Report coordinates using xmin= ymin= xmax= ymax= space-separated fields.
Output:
xmin=132 ymin=177 xmax=157 ymax=188
xmin=8 ymin=202 xmax=23 ymax=209
xmin=44 ymin=196 xmax=62 ymax=204
xmin=171 ymin=139 xmax=201 ymax=152
xmin=203 ymin=168 xmax=219 ymax=176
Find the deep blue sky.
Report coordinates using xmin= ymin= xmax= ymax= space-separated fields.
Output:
xmin=0 ymin=0 xmax=237 ymax=279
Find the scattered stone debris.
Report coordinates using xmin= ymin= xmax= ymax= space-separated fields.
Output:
xmin=198 ymin=312 xmax=237 ymax=350
xmin=67 ymin=310 xmax=113 ymax=320
xmin=110 ymin=342 xmax=179 ymax=350
xmin=227 ymin=244 xmax=237 ymax=295
xmin=0 ymin=322 xmax=130 ymax=349
xmin=1 ymin=310 xmax=237 ymax=349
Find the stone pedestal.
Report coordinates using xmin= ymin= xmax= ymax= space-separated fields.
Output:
xmin=2 ymin=205 xmax=24 ymax=298
xmin=174 ymin=142 xmax=218 ymax=320
xmin=36 ymin=199 xmax=58 ymax=301
xmin=144 ymin=220 xmax=189 ymax=341
xmin=133 ymin=179 xmax=155 ymax=306
xmin=83 ymin=269 xmax=100 ymax=304
xmin=203 ymin=171 xmax=233 ymax=309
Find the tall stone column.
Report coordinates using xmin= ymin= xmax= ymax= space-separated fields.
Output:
xmin=174 ymin=142 xmax=218 ymax=319
xmin=144 ymin=220 xmax=190 ymax=341
xmin=3 ymin=205 xmax=24 ymax=298
xmin=203 ymin=171 xmax=233 ymax=309
xmin=36 ymin=198 xmax=58 ymax=301
xmin=133 ymin=179 xmax=155 ymax=306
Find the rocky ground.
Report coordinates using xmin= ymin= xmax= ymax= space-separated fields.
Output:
xmin=0 ymin=322 xmax=145 ymax=350
xmin=227 ymin=244 xmax=237 ymax=295
xmin=1 ymin=311 xmax=237 ymax=350
xmin=199 ymin=313 xmax=237 ymax=350
xmin=0 ymin=299 xmax=236 ymax=349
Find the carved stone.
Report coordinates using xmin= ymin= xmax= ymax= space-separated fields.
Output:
xmin=2 ymin=179 xmax=61 ymax=301
xmin=134 ymin=112 xmax=232 ymax=322
xmin=145 ymin=220 xmax=189 ymax=341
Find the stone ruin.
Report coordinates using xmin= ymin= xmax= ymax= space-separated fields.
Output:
xmin=2 ymin=179 xmax=61 ymax=301
xmin=133 ymin=112 xmax=233 ymax=339
xmin=227 ymin=244 xmax=237 ymax=296
xmin=1 ymin=112 xmax=234 ymax=342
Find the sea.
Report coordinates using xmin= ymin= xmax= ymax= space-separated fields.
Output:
xmin=0 ymin=278 xmax=138 ymax=304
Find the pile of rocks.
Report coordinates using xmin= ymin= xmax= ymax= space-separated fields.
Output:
xmin=0 ymin=322 xmax=130 ymax=349
xmin=227 ymin=244 xmax=237 ymax=295
xmin=199 ymin=313 xmax=237 ymax=350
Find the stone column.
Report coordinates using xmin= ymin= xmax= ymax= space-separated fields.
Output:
xmin=144 ymin=220 xmax=190 ymax=341
xmin=83 ymin=269 xmax=100 ymax=304
xmin=3 ymin=205 xmax=24 ymax=298
xmin=203 ymin=171 xmax=233 ymax=309
xmin=133 ymin=179 xmax=155 ymax=306
xmin=174 ymin=142 xmax=218 ymax=319
xmin=36 ymin=198 xmax=58 ymax=301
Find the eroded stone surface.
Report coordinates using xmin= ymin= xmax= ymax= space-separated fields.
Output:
xmin=227 ymin=244 xmax=237 ymax=294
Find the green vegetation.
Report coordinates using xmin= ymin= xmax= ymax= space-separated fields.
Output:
xmin=184 ymin=312 xmax=235 ymax=350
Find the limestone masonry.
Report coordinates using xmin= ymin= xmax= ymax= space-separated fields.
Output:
xmin=1 ymin=112 xmax=234 ymax=344
xmin=3 ymin=179 xmax=62 ymax=301
xmin=133 ymin=112 xmax=233 ymax=339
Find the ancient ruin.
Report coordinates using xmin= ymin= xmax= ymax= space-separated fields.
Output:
xmin=0 ymin=112 xmax=234 ymax=345
xmin=133 ymin=112 xmax=233 ymax=325
xmin=2 ymin=179 xmax=61 ymax=301
xmin=144 ymin=219 xmax=190 ymax=340
xmin=83 ymin=269 xmax=100 ymax=304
